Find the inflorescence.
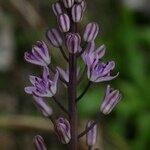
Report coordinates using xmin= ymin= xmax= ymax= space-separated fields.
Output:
xmin=24 ymin=0 xmax=122 ymax=149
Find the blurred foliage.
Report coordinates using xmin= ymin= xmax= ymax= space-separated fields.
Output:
xmin=0 ymin=0 xmax=150 ymax=150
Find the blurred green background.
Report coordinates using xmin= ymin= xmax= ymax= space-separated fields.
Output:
xmin=0 ymin=0 xmax=150 ymax=149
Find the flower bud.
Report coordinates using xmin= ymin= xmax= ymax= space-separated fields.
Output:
xmin=52 ymin=2 xmax=64 ymax=16
xmin=66 ymin=33 xmax=81 ymax=53
xmin=46 ymin=28 xmax=63 ymax=47
xmin=24 ymin=41 xmax=50 ymax=66
xmin=75 ymin=0 xmax=83 ymax=3
xmin=86 ymin=121 xmax=97 ymax=146
xmin=83 ymin=22 xmax=99 ymax=42
xmin=62 ymin=0 xmax=74 ymax=8
xmin=81 ymin=0 xmax=86 ymax=12
xmin=100 ymin=85 xmax=122 ymax=115
xmin=54 ymin=117 xmax=71 ymax=144
xmin=71 ymin=4 xmax=83 ymax=23
xmin=58 ymin=14 xmax=70 ymax=32
xmin=33 ymin=96 xmax=53 ymax=117
xmin=34 ymin=135 xmax=47 ymax=150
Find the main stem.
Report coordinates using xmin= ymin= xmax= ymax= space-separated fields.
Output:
xmin=68 ymin=53 xmax=77 ymax=150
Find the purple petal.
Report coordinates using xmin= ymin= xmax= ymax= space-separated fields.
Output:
xmin=24 ymin=52 xmax=44 ymax=66
xmin=102 ymin=61 xmax=115 ymax=75
xmin=50 ymin=70 xmax=59 ymax=95
xmin=43 ymin=67 xmax=50 ymax=81
xmin=95 ymin=72 xmax=119 ymax=82
xmin=24 ymin=86 xmax=35 ymax=94
xmin=85 ymin=42 xmax=95 ymax=53
xmin=95 ymin=44 xmax=106 ymax=59
xmin=29 ymin=75 xmax=41 ymax=85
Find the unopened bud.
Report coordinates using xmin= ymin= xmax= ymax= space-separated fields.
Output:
xmin=46 ymin=28 xmax=63 ymax=47
xmin=100 ymin=85 xmax=122 ymax=115
xmin=66 ymin=33 xmax=81 ymax=53
xmin=71 ymin=4 xmax=83 ymax=23
xmin=58 ymin=14 xmax=70 ymax=32
xmin=52 ymin=2 xmax=64 ymax=16
xmin=62 ymin=0 xmax=74 ymax=8
xmin=83 ymin=22 xmax=99 ymax=42
xmin=86 ymin=121 xmax=97 ymax=146
xmin=34 ymin=135 xmax=47 ymax=150
xmin=54 ymin=117 xmax=71 ymax=144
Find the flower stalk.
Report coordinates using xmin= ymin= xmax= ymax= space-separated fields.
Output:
xmin=68 ymin=53 xmax=78 ymax=150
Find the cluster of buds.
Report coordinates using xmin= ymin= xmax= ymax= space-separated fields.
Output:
xmin=24 ymin=0 xmax=122 ymax=149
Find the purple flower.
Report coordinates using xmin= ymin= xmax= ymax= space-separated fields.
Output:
xmin=62 ymin=0 xmax=74 ymax=8
xmin=33 ymin=135 xmax=47 ymax=150
xmin=83 ymin=22 xmax=99 ymax=42
xmin=33 ymin=96 xmax=53 ymax=117
xmin=86 ymin=121 xmax=97 ymax=146
xmin=100 ymin=85 xmax=122 ymax=114
xmin=46 ymin=28 xmax=63 ymax=47
xmin=25 ymin=67 xmax=59 ymax=97
xmin=82 ymin=45 xmax=118 ymax=82
xmin=58 ymin=13 xmax=70 ymax=32
xmin=71 ymin=4 xmax=83 ymax=23
xmin=88 ymin=60 xmax=119 ymax=82
xmin=24 ymin=41 xmax=50 ymax=66
xmin=66 ymin=33 xmax=81 ymax=53
xmin=52 ymin=2 xmax=64 ymax=16
xmin=54 ymin=117 xmax=71 ymax=144
xmin=57 ymin=66 xmax=80 ymax=82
